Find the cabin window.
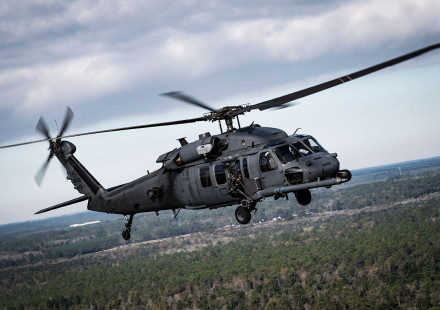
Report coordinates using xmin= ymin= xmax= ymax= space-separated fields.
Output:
xmin=199 ymin=166 xmax=212 ymax=188
xmin=259 ymin=151 xmax=278 ymax=172
xmin=242 ymin=157 xmax=250 ymax=179
xmin=214 ymin=164 xmax=227 ymax=185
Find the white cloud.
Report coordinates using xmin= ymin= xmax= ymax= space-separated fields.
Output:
xmin=223 ymin=0 xmax=440 ymax=62
xmin=0 ymin=0 xmax=439 ymax=128
xmin=0 ymin=55 xmax=127 ymax=113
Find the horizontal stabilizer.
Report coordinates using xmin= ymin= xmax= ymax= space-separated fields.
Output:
xmin=35 ymin=195 xmax=88 ymax=214
xmin=34 ymin=183 xmax=126 ymax=215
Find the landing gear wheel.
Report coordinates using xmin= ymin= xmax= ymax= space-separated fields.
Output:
xmin=295 ymin=189 xmax=312 ymax=206
xmin=122 ymin=230 xmax=131 ymax=240
xmin=122 ymin=214 xmax=134 ymax=240
xmin=235 ymin=206 xmax=251 ymax=224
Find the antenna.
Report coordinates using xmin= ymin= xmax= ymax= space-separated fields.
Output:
xmin=293 ymin=128 xmax=301 ymax=135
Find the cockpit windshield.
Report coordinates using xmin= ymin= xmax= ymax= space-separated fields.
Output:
xmin=274 ymin=144 xmax=301 ymax=165
xmin=301 ymin=137 xmax=326 ymax=153
xmin=272 ymin=137 xmax=327 ymax=164
xmin=293 ymin=142 xmax=310 ymax=155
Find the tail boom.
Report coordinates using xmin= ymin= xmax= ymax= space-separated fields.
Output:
xmin=55 ymin=141 xmax=107 ymax=199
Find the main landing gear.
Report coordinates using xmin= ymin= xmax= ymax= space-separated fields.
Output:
xmin=122 ymin=214 xmax=134 ymax=240
xmin=234 ymin=189 xmax=313 ymax=224
xmin=235 ymin=201 xmax=256 ymax=225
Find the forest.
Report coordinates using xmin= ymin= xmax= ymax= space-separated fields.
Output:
xmin=0 ymin=157 xmax=439 ymax=309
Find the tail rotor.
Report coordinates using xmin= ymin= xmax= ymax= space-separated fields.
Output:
xmin=58 ymin=106 xmax=74 ymax=139
xmin=34 ymin=107 xmax=75 ymax=186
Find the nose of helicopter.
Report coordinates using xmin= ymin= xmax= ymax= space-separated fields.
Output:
xmin=307 ymin=153 xmax=340 ymax=181
xmin=284 ymin=153 xmax=340 ymax=185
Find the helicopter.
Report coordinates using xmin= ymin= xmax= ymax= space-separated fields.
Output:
xmin=1 ymin=43 xmax=439 ymax=240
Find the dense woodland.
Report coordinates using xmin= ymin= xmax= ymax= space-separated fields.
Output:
xmin=1 ymin=157 xmax=440 ymax=309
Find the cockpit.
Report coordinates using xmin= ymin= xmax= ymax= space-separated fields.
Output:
xmin=265 ymin=135 xmax=327 ymax=165
xmin=259 ymin=135 xmax=338 ymax=186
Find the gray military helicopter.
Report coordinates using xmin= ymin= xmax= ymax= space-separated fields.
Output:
xmin=1 ymin=43 xmax=439 ymax=240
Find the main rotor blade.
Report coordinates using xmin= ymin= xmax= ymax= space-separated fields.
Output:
xmin=250 ymin=42 xmax=440 ymax=110
xmin=0 ymin=116 xmax=207 ymax=149
xmin=59 ymin=106 xmax=74 ymax=137
xmin=228 ymin=102 xmax=299 ymax=119
xmin=34 ymin=154 xmax=52 ymax=186
xmin=0 ymin=137 xmax=56 ymax=149
xmin=161 ymin=91 xmax=216 ymax=112
xmin=36 ymin=116 xmax=51 ymax=139
xmin=56 ymin=116 xmax=207 ymax=140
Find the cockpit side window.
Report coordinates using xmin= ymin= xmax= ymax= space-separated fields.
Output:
xmin=274 ymin=144 xmax=301 ymax=164
xmin=259 ymin=151 xmax=278 ymax=172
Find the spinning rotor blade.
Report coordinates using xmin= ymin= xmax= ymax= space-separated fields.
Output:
xmin=0 ymin=138 xmax=57 ymax=149
xmin=53 ymin=116 xmax=207 ymax=140
xmin=33 ymin=107 xmax=73 ymax=186
xmin=34 ymin=154 xmax=52 ymax=186
xmin=59 ymin=106 xmax=74 ymax=137
xmin=227 ymin=102 xmax=299 ymax=119
xmin=1 ymin=43 xmax=439 ymax=150
xmin=0 ymin=107 xmax=73 ymax=149
xmin=162 ymin=43 xmax=440 ymax=120
xmin=248 ymin=42 xmax=440 ymax=110
xmin=161 ymin=91 xmax=216 ymax=112
xmin=0 ymin=116 xmax=207 ymax=149
xmin=36 ymin=116 xmax=51 ymax=139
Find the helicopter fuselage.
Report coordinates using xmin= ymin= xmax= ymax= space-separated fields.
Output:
xmin=86 ymin=125 xmax=348 ymax=218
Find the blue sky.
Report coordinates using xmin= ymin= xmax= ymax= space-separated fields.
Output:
xmin=0 ymin=0 xmax=439 ymax=224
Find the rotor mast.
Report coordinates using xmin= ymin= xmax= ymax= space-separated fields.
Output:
xmin=225 ymin=118 xmax=234 ymax=133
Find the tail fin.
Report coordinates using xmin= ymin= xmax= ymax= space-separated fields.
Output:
xmin=55 ymin=141 xmax=108 ymax=198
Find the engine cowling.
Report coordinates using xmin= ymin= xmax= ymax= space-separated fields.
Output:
xmin=156 ymin=136 xmax=228 ymax=170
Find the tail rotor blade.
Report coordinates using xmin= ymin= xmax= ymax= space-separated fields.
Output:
xmin=34 ymin=154 xmax=52 ymax=186
xmin=36 ymin=116 xmax=51 ymax=139
xmin=59 ymin=106 xmax=74 ymax=137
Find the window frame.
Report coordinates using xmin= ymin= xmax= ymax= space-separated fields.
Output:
xmin=259 ymin=150 xmax=279 ymax=173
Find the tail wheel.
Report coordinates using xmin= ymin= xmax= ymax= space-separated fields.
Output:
xmin=295 ymin=189 xmax=311 ymax=206
xmin=235 ymin=206 xmax=251 ymax=224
